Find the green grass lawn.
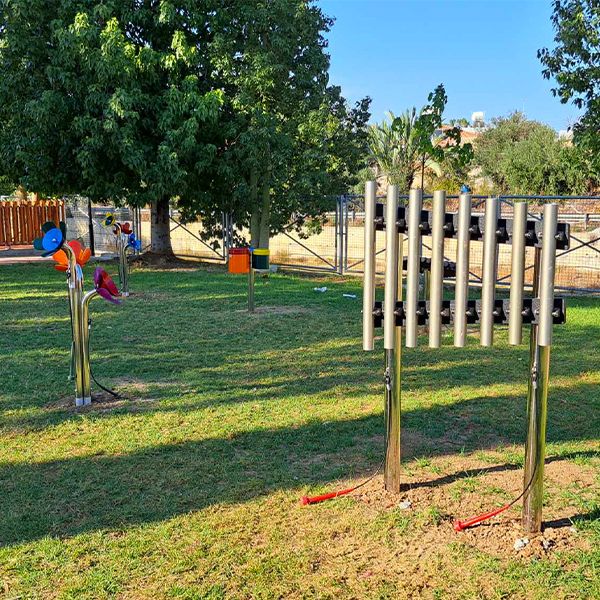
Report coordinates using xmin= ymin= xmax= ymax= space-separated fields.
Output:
xmin=0 ymin=261 xmax=598 ymax=599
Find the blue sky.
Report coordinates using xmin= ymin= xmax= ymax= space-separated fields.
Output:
xmin=319 ymin=0 xmax=581 ymax=131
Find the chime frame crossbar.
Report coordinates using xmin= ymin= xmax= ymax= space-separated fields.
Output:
xmin=374 ymin=202 xmax=570 ymax=250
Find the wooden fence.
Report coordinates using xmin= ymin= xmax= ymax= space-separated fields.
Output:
xmin=0 ymin=199 xmax=66 ymax=246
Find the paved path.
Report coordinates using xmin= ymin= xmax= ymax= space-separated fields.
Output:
xmin=0 ymin=246 xmax=50 ymax=265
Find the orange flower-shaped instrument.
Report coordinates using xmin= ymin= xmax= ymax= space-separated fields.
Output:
xmin=52 ymin=240 xmax=91 ymax=272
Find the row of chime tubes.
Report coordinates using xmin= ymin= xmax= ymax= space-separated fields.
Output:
xmin=363 ymin=183 xmax=559 ymax=351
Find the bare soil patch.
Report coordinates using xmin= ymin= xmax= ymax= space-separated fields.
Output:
xmin=345 ymin=453 xmax=595 ymax=561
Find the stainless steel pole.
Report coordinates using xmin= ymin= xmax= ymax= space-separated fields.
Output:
xmin=80 ymin=290 xmax=98 ymax=405
xmin=480 ymin=197 xmax=499 ymax=346
xmin=384 ymin=231 xmax=403 ymax=494
xmin=383 ymin=186 xmax=399 ymax=350
xmin=429 ymin=191 xmax=445 ymax=348
xmin=64 ymin=244 xmax=85 ymax=406
xmin=509 ymin=202 xmax=528 ymax=346
xmin=454 ymin=193 xmax=471 ymax=347
xmin=363 ymin=181 xmax=376 ymax=351
xmin=405 ymin=189 xmax=423 ymax=348
xmin=522 ymin=246 xmax=550 ymax=533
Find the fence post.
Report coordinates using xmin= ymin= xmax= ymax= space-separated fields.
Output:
xmin=337 ymin=195 xmax=345 ymax=275
xmin=87 ymin=197 xmax=95 ymax=256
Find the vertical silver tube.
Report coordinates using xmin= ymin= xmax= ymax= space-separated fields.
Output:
xmin=384 ymin=233 xmax=404 ymax=494
xmin=509 ymin=202 xmax=528 ymax=345
xmin=405 ymin=189 xmax=423 ymax=348
xmin=454 ymin=193 xmax=471 ymax=347
xmin=64 ymin=244 xmax=85 ymax=406
xmin=363 ymin=181 xmax=376 ymax=351
xmin=480 ymin=197 xmax=499 ymax=346
xmin=80 ymin=290 xmax=98 ymax=405
xmin=429 ymin=191 xmax=445 ymax=348
xmin=522 ymin=247 xmax=550 ymax=533
xmin=538 ymin=204 xmax=558 ymax=347
xmin=383 ymin=186 xmax=399 ymax=350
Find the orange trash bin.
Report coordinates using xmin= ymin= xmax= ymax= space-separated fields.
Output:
xmin=228 ymin=247 xmax=250 ymax=274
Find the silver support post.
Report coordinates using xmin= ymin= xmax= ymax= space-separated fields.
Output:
xmin=429 ymin=191 xmax=445 ymax=348
xmin=363 ymin=182 xmax=376 ymax=351
xmin=480 ymin=197 xmax=499 ymax=346
xmin=384 ymin=232 xmax=403 ymax=494
xmin=509 ymin=202 xmax=528 ymax=346
xmin=64 ymin=244 xmax=85 ymax=406
xmin=80 ymin=290 xmax=98 ymax=405
xmin=454 ymin=193 xmax=471 ymax=347
xmin=405 ymin=189 xmax=423 ymax=348
xmin=522 ymin=247 xmax=549 ymax=533
xmin=383 ymin=186 xmax=399 ymax=350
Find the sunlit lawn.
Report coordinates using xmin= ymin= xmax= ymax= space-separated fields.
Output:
xmin=0 ymin=262 xmax=598 ymax=599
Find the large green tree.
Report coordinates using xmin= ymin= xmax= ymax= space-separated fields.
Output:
xmin=473 ymin=112 xmax=595 ymax=195
xmin=179 ymin=1 xmax=370 ymax=249
xmin=368 ymin=85 xmax=473 ymax=193
xmin=0 ymin=0 xmax=368 ymax=252
xmin=0 ymin=1 xmax=223 ymax=254
xmin=539 ymin=0 xmax=600 ymax=172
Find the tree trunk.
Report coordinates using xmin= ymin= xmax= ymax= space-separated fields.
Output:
xmin=150 ymin=196 xmax=174 ymax=255
xmin=250 ymin=175 xmax=271 ymax=248
xmin=250 ymin=180 xmax=271 ymax=249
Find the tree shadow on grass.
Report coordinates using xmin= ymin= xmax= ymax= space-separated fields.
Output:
xmin=1 ymin=394 xmax=599 ymax=547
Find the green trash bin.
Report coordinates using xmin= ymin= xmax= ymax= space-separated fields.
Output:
xmin=252 ymin=248 xmax=270 ymax=270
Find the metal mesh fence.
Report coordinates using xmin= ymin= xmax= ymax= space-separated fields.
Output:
xmin=344 ymin=195 xmax=600 ymax=293
xmin=63 ymin=195 xmax=600 ymax=293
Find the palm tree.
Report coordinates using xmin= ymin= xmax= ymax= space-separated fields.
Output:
xmin=368 ymin=110 xmax=442 ymax=192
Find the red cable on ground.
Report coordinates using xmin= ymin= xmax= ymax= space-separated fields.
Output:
xmin=454 ymin=463 xmax=538 ymax=532
xmin=301 ymin=486 xmax=357 ymax=505
xmin=301 ymin=463 xmax=383 ymax=506
xmin=453 ymin=503 xmax=511 ymax=532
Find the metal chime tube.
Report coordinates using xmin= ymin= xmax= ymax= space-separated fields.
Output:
xmin=454 ymin=193 xmax=471 ymax=347
xmin=429 ymin=191 xmax=446 ymax=348
xmin=80 ymin=290 xmax=98 ymax=405
xmin=405 ymin=189 xmax=423 ymax=348
xmin=363 ymin=181 xmax=376 ymax=351
xmin=480 ymin=197 xmax=499 ymax=346
xmin=64 ymin=244 xmax=85 ymax=406
xmin=538 ymin=204 xmax=558 ymax=347
xmin=383 ymin=186 xmax=399 ymax=350
xmin=509 ymin=202 xmax=528 ymax=345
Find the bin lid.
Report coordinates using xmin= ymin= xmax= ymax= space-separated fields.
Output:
xmin=253 ymin=248 xmax=270 ymax=256
xmin=230 ymin=247 xmax=249 ymax=255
